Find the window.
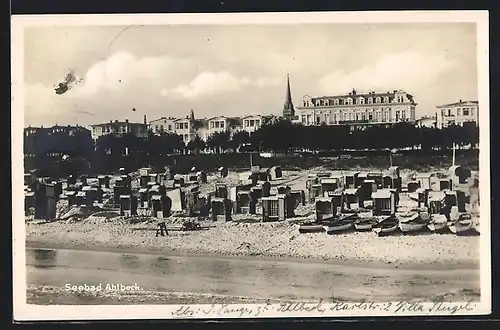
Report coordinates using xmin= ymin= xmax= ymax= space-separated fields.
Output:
xmin=324 ymin=99 xmax=329 ymax=106
xmin=368 ymin=113 xmax=373 ymax=121
xmin=375 ymin=97 xmax=381 ymax=103
xmin=160 ymin=125 xmax=164 ymax=131
xmin=402 ymin=111 xmax=406 ymax=119
xmin=463 ymin=108 xmax=469 ymax=116
xmin=168 ymin=125 xmax=172 ymax=131
xmin=250 ymin=120 xmax=255 ymax=126
xmin=220 ymin=121 xmax=225 ymax=128
xmin=447 ymin=109 xmax=451 ymax=116
xmin=315 ymin=100 xmax=321 ymax=106
xmin=368 ymin=97 xmax=373 ymax=104
xmin=175 ymin=123 xmax=179 ymax=129
xmin=334 ymin=99 xmax=340 ymax=105
xmin=396 ymin=111 xmax=400 ymax=121
xmin=357 ymin=97 xmax=365 ymax=105
xmin=457 ymin=108 xmax=461 ymax=116
xmin=384 ymin=96 xmax=389 ymax=103
xmin=345 ymin=98 xmax=353 ymax=105
xmin=302 ymin=115 xmax=306 ymax=123
xmin=184 ymin=134 xmax=188 ymax=141
xmin=155 ymin=125 xmax=159 ymax=131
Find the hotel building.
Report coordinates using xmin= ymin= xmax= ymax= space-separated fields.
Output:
xmin=293 ymin=89 xmax=417 ymax=129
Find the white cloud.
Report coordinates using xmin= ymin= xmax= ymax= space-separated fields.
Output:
xmin=318 ymin=51 xmax=457 ymax=95
xmin=23 ymin=51 xmax=283 ymax=126
xmin=166 ymin=71 xmax=280 ymax=99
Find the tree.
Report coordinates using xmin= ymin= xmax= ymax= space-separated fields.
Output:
xmin=206 ymin=131 xmax=231 ymax=153
xmin=230 ymin=130 xmax=250 ymax=150
xmin=186 ymin=136 xmax=206 ymax=154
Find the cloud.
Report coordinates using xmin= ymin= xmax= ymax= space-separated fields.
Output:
xmin=166 ymin=71 xmax=280 ymax=99
xmin=318 ymin=51 xmax=457 ymax=95
xmin=23 ymin=51 xmax=283 ymax=126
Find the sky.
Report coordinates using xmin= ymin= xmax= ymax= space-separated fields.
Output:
xmin=23 ymin=22 xmax=478 ymax=127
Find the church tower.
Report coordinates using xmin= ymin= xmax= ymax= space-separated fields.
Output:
xmin=282 ymin=74 xmax=295 ymax=118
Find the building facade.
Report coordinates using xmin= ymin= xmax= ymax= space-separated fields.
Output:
xmin=294 ymin=89 xmax=417 ymax=128
xmin=241 ymin=115 xmax=264 ymax=134
xmin=90 ymin=116 xmax=149 ymax=140
xmin=207 ymin=116 xmax=242 ymax=137
xmin=149 ymin=116 xmax=176 ymax=134
xmin=415 ymin=116 xmax=437 ymax=128
xmin=436 ymin=100 xmax=479 ymax=129
xmin=174 ymin=118 xmax=196 ymax=144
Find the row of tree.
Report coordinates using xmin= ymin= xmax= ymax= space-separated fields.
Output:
xmin=93 ymin=120 xmax=479 ymax=157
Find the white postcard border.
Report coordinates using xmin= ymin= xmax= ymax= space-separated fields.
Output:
xmin=12 ymin=11 xmax=491 ymax=321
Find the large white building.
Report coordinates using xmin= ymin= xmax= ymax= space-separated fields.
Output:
xmin=436 ymin=100 xmax=479 ymax=129
xmin=294 ymin=89 xmax=417 ymax=129
xmin=90 ymin=116 xmax=148 ymax=140
xmin=148 ymin=116 xmax=176 ymax=134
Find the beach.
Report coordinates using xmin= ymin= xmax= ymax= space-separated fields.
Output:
xmin=26 ymin=214 xmax=480 ymax=270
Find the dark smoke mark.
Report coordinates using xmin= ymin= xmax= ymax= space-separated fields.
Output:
xmin=54 ymin=69 xmax=83 ymax=95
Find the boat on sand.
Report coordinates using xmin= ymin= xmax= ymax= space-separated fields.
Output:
xmin=372 ymin=216 xmax=399 ymax=236
xmin=397 ymin=212 xmax=429 ymax=233
xmin=298 ymin=220 xmax=326 ymax=233
xmin=427 ymin=214 xmax=449 ymax=232
xmin=448 ymin=214 xmax=475 ymax=235
xmin=354 ymin=214 xmax=379 ymax=231
xmin=323 ymin=214 xmax=357 ymax=234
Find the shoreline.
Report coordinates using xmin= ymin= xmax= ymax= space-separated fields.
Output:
xmin=25 ymin=235 xmax=480 ymax=272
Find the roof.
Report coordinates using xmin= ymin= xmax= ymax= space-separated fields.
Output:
xmin=333 ymin=188 xmax=344 ymax=194
xmin=242 ymin=114 xmax=263 ymax=119
xmin=371 ymin=189 xmax=392 ymax=199
xmin=344 ymin=188 xmax=359 ymax=195
xmin=416 ymin=172 xmax=435 ymax=178
xmin=416 ymin=117 xmax=436 ymax=123
xmin=320 ymin=178 xmax=339 ymax=184
xmin=90 ymin=121 xmax=145 ymax=127
xmin=428 ymin=191 xmax=446 ymax=202
xmin=436 ymin=100 xmax=478 ymax=108
xmin=306 ymin=90 xmax=414 ymax=104
xmin=344 ymin=171 xmax=360 ymax=177
xmin=207 ymin=116 xmax=227 ymax=121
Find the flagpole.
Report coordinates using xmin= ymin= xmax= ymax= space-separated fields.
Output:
xmin=452 ymin=143 xmax=456 ymax=167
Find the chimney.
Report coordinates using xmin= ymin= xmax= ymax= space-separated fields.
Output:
xmin=115 ymin=120 xmax=118 ymax=123
xmin=143 ymin=115 xmax=147 ymax=125
xmin=352 ymin=88 xmax=356 ymax=96
xmin=125 ymin=119 xmax=129 ymax=123
xmin=459 ymin=99 xmax=462 ymax=103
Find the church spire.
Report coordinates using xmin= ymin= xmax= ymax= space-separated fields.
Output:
xmin=283 ymin=74 xmax=295 ymax=118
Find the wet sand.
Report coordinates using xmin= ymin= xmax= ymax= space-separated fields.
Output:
xmin=26 ymin=215 xmax=480 ymax=271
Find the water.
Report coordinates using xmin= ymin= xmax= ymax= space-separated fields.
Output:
xmin=26 ymin=248 xmax=480 ymax=305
